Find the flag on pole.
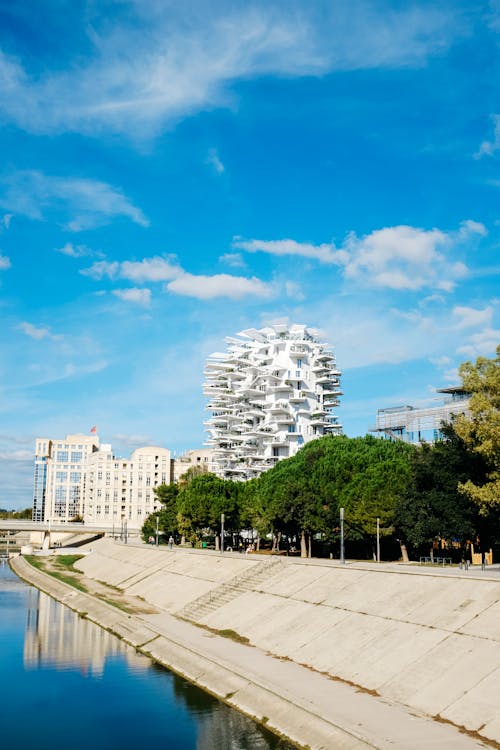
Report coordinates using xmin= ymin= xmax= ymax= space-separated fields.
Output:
xmin=90 ymin=426 xmax=97 ymax=434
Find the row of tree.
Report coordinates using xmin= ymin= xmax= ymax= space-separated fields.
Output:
xmin=143 ymin=347 xmax=500 ymax=560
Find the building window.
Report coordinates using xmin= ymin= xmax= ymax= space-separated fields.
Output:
xmin=70 ymin=472 xmax=81 ymax=483
xmin=71 ymin=451 xmax=82 ymax=463
xmin=57 ymin=451 xmax=69 ymax=462
xmin=56 ymin=471 xmax=67 ymax=482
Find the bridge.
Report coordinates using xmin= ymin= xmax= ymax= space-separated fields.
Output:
xmin=0 ymin=519 xmax=111 ymax=533
xmin=0 ymin=519 xmax=111 ymax=552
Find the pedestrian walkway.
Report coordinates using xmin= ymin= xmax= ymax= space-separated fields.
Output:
xmin=11 ymin=555 xmax=490 ymax=750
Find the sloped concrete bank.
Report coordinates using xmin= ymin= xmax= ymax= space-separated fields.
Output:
xmin=11 ymin=545 xmax=496 ymax=750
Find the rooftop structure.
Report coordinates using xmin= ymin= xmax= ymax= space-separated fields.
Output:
xmin=204 ymin=323 xmax=342 ymax=479
xmin=371 ymin=386 xmax=470 ymax=444
xmin=172 ymin=448 xmax=216 ymax=483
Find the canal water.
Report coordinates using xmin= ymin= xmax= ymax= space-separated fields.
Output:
xmin=0 ymin=562 xmax=295 ymax=750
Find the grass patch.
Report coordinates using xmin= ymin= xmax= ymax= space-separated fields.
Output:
xmin=47 ymin=571 xmax=88 ymax=592
xmin=24 ymin=555 xmax=46 ymax=571
xmin=54 ymin=555 xmax=84 ymax=569
xmin=98 ymin=597 xmax=136 ymax=614
xmin=217 ymin=629 xmax=250 ymax=645
xmin=24 ymin=555 xmax=88 ymax=592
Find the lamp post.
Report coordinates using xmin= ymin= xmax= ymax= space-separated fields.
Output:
xmin=155 ymin=515 xmax=159 ymax=547
xmin=376 ymin=517 xmax=380 ymax=563
xmin=340 ymin=507 xmax=345 ymax=564
xmin=221 ymin=513 xmax=225 ymax=554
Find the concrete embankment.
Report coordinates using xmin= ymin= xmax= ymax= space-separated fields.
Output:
xmin=11 ymin=542 xmax=499 ymax=750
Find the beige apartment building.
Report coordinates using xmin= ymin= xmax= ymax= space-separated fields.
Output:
xmin=172 ymin=448 xmax=216 ymax=483
xmin=85 ymin=445 xmax=171 ymax=531
xmin=33 ymin=434 xmax=172 ymax=531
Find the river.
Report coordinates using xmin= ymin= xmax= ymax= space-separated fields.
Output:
xmin=0 ymin=562 xmax=295 ymax=750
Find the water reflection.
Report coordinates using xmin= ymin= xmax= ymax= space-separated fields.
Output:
xmin=0 ymin=564 xmax=295 ymax=750
xmin=24 ymin=587 xmax=141 ymax=675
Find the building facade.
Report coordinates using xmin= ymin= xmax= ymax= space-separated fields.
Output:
xmin=204 ymin=323 xmax=342 ymax=479
xmin=172 ymin=448 xmax=216 ymax=483
xmin=371 ymin=387 xmax=470 ymax=444
xmin=85 ymin=445 xmax=171 ymax=530
xmin=32 ymin=435 xmax=172 ymax=531
xmin=33 ymin=434 xmax=100 ymax=522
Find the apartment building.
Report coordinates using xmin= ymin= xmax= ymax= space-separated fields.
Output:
xmin=204 ymin=323 xmax=342 ymax=479
xmin=32 ymin=434 xmax=171 ymax=530
xmin=85 ymin=445 xmax=171 ymax=530
xmin=172 ymin=448 xmax=216 ymax=483
xmin=32 ymin=434 xmax=99 ymax=522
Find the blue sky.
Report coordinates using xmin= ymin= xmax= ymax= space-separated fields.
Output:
xmin=0 ymin=0 xmax=498 ymax=508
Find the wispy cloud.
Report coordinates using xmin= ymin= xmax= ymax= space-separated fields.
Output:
xmin=206 ymin=148 xmax=225 ymax=174
xmin=219 ymin=252 xmax=246 ymax=268
xmin=0 ymin=3 xmax=457 ymax=139
xmin=0 ymin=254 xmax=10 ymax=270
xmin=82 ymin=256 xmax=181 ymax=281
xmin=112 ymin=288 xmax=152 ymax=306
xmin=17 ymin=322 xmax=60 ymax=341
xmin=55 ymin=242 xmax=104 ymax=259
xmin=456 ymin=327 xmax=500 ymax=358
xmin=475 ymin=114 xmax=500 ymax=158
xmin=0 ymin=170 xmax=148 ymax=231
xmin=166 ymin=272 xmax=273 ymax=299
xmin=453 ymin=305 xmax=493 ymax=329
xmin=233 ymin=237 xmax=348 ymax=264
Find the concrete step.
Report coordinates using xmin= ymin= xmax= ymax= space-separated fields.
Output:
xmin=179 ymin=558 xmax=285 ymax=622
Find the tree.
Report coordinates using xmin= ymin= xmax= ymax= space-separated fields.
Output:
xmin=453 ymin=346 xmax=500 ymax=510
xmin=256 ymin=435 xmax=414 ymax=558
xmin=394 ymin=429 xmax=487 ymax=555
xmin=141 ymin=483 xmax=179 ymax=543
xmin=176 ymin=473 xmax=239 ymax=545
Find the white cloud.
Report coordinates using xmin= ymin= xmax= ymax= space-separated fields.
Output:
xmin=120 ymin=256 xmax=181 ymax=282
xmin=0 ymin=254 xmax=10 ymax=270
xmin=17 ymin=322 xmax=55 ymax=340
xmin=285 ymin=281 xmax=305 ymax=300
xmin=474 ymin=114 xmax=500 ymax=158
xmin=81 ymin=261 xmax=120 ymax=280
xmin=457 ymin=219 xmax=487 ymax=238
xmin=112 ymin=288 xmax=152 ymax=306
xmin=0 ymin=3 xmax=457 ymax=139
xmin=456 ymin=328 xmax=500 ymax=358
xmin=0 ymin=170 xmax=148 ymax=231
xmin=219 ymin=252 xmax=246 ymax=268
xmin=166 ymin=272 xmax=273 ymax=299
xmin=61 ymin=361 xmax=108 ymax=379
xmin=233 ymin=237 xmax=348 ymax=264
xmin=206 ymin=148 xmax=225 ymax=174
xmin=342 ymin=222 xmax=482 ymax=290
xmin=0 ymin=449 xmax=32 ymax=462
xmin=453 ymin=305 xmax=493 ymax=329
xmin=55 ymin=242 xmax=104 ymax=258
xmin=81 ymin=256 xmax=181 ymax=282
xmin=237 ymin=220 xmax=482 ymax=291
xmin=2 ymin=213 xmax=12 ymax=229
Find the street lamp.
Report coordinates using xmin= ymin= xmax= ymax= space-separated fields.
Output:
xmin=340 ymin=507 xmax=345 ymax=564
xmin=221 ymin=513 xmax=225 ymax=554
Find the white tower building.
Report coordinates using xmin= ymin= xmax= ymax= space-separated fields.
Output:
xmin=204 ymin=323 xmax=342 ymax=479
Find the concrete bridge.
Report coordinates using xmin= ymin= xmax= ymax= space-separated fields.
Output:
xmin=0 ymin=519 xmax=109 ymax=551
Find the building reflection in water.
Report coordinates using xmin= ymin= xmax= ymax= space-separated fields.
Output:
xmin=23 ymin=587 xmax=294 ymax=749
xmin=24 ymin=588 xmax=146 ymax=676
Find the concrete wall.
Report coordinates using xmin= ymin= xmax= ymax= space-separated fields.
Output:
xmin=76 ymin=540 xmax=500 ymax=745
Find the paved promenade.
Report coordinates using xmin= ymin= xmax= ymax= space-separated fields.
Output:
xmin=11 ymin=548 xmax=496 ymax=750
